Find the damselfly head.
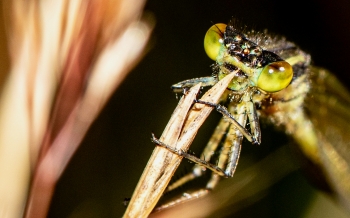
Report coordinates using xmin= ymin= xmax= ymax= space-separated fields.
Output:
xmin=204 ymin=23 xmax=294 ymax=93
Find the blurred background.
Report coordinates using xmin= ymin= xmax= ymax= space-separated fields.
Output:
xmin=36 ymin=0 xmax=350 ymax=217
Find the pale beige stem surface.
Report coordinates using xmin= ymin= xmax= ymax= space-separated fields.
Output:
xmin=0 ymin=1 xmax=152 ymax=217
xmin=124 ymin=73 xmax=235 ymax=218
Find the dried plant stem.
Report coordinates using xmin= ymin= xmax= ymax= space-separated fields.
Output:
xmin=124 ymin=73 xmax=236 ymax=217
xmin=0 ymin=1 xmax=152 ymax=217
xmin=24 ymin=20 xmax=152 ymax=218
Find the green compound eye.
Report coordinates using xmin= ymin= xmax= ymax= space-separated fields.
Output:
xmin=257 ymin=61 xmax=293 ymax=92
xmin=204 ymin=23 xmax=227 ymax=60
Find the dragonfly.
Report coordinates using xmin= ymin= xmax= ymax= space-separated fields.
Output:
xmin=151 ymin=20 xmax=350 ymax=212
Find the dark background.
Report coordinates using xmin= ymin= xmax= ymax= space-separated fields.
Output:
xmin=48 ymin=0 xmax=350 ymax=217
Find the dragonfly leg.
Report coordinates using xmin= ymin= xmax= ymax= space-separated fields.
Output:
xmin=166 ymin=117 xmax=230 ymax=192
xmin=246 ymin=100 xmax=261 ymax=144
xmin=171 ymin=76 xmax=217 ymax=93
xmin=151 ymin=133 xmax=228 ymax=176
xmin=195 ymin=99 xmax=259 ymax=145
xmin=153 ymin=118 xmax=230 ymax=212
xmin=207 ymin=103 xmax=246 ymax=186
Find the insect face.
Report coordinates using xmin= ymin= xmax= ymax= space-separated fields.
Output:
xmin=205 ymin=23 xmax=293 ymax=93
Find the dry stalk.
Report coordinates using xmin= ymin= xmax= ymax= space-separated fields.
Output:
xmin=124 ymin=73 xmax=236 ymax=217
xmin=0 ymin=1 xmax=152 ymax=217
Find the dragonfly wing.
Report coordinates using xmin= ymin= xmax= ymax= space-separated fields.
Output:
xmin=305 ymin=66 xmax=350 ymax=210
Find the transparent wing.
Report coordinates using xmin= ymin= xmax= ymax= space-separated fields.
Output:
xmin=305 ymin=66 xmax=350 ymax=210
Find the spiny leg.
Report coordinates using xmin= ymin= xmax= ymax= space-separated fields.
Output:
xmin=246 ymin=100 xmax=261 ymax=144
xmin=223 ymin=102 xmax=247 ymax=177
xmin=204 ymin=99 xmax=261 ymax=189
xmin=166 ymin=117 xmax=231 ymax=192
xmin=195 ymin=99 xmax=260 ymax=145
xmin=171 ymin=76 xmax=217 ymax=93
xmin=207 ymin=103 xmax=246 ymax=189
xmin=151 ymin=134 xmax=227 ymax=176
